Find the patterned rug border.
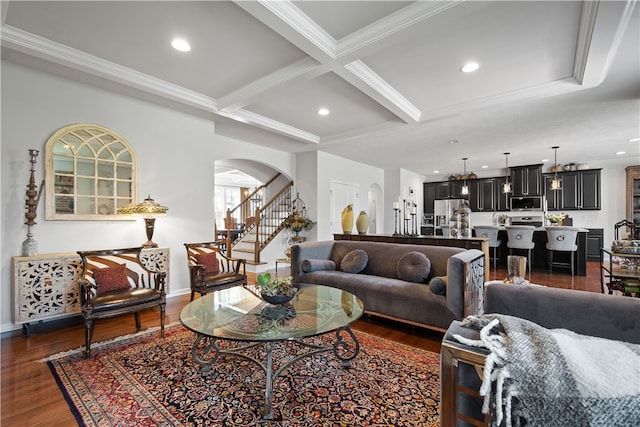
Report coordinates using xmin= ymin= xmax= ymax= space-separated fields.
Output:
xmin=46 ymin=322 xmax=441 ymax=426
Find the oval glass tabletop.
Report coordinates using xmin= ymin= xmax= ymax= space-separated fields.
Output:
xmin=180 ymin=284 xmax=364 ymax=341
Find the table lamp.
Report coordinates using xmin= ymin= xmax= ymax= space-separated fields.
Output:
xmin=117 ymin=195 xmax=168 ymax=248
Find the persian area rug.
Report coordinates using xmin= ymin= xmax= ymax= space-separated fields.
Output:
xmin=45 ymin=324 xmax=440 ymax=426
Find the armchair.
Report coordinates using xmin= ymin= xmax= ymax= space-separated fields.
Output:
xmin=77 ymin=247 xmax=166 ymax=358
xmin=184 ymin=242 xmax=247 ymax=301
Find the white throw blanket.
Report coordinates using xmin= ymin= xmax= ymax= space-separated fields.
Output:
xmin=452 ymin=314 xmax=640 ymax=427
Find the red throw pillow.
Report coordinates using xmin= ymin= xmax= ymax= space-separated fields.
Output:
xmin=93 ymin=263 xmax=130 ymax=293
xmin=195 ymin=252 xmax=220 ymax=274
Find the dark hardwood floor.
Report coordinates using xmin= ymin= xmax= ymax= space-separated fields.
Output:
xmin=1 ymin=263 xmax=603 ymax=426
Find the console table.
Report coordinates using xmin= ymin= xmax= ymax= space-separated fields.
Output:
xmin=12 ymin=247 xmax=169 ymax=336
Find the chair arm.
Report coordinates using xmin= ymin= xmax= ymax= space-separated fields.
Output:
xmin=78 ymin=278 xmax=97 ymax=306
xmin=446 ymin=249 xmax=485 ymax=318
xmin=155 ymin=271 xmax=167 ymax=293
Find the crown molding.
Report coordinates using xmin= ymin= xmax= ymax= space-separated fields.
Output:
xmin=345 ymin=60 xmax=421 ymax=122
xmin=1 ymin=24 xmax=319 ymax=144
xmin=256 ymin=0 xmax=337 ymax=59
xmin=573 ymin=0 xmax=637 ymax=86
xmin=336 ymin=1 xmax=463 ymax=60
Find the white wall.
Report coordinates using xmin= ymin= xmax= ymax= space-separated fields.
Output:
xmin=1 ymin=60 xmax=295 ymax=331
xmin=316 ymin=152 xmax=385 ymax=240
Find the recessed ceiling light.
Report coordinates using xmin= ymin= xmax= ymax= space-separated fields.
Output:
xmin=541 ymin=158 xmax=550 ymax=162
xmin=433 ymin=170 xmax=440 ymax=174
xmin=317 ymin=108 xmax=330 ymax=116
xmin=481 ymin=165 xmax=488 ymax=169
xmin=628 ymin=138 xmax=640 ymax=142
xmin=171 ymin=38 xmax=191 ymax=52
xmin=616 ymin=151 xmax=626 ymax=155
xmin=460 ymin=62 xmax=480 ymax=73
xmin=448 ymin=140 xmax=459 ymax=144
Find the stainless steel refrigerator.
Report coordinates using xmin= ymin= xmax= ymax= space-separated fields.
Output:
xmin=434 ymin=199 xmax=466 ymax=235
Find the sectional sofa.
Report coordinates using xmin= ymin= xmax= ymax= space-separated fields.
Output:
xmin=291 ymin=240 xmax=485 ymax=331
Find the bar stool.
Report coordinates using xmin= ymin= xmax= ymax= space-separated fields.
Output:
xmin=473 ymin=225 xmax=501 ymax=270
xmin=505 ymin=225 xmax=536 ymax=277
xmin=544 ymin=226 xmax=579 ymax=275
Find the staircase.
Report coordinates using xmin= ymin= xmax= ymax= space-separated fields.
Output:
xmin=223 ymin=175 xmax=293 ymax=264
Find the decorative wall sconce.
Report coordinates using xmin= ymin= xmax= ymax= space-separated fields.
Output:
xmin=117 ymin=195 xmax=168 ymax=247
xmin=461 ymin=157 xmax=469 ymax=196
xmin=502 ymin=152 xmax=513 ymax=194
xmin=22 ymin=149 xmax=44 ymax=256
xmin=550 ymin=146 xmax=562 ymax=191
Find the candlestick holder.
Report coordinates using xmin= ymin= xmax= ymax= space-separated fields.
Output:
xmin=392 ymin=208 xmax=401 ymax=236
xmin=22 ymin=149 xmax=44 ymax=256
xmin=410 ymin=213 xmax=418 ymax=236
xmin=404 ymin=218 xmax=410 ymax=236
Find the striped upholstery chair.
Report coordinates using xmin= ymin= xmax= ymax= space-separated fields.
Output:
xmin=184 ymin=242 xmax=247 ymax=301
xmin=77 ymin=247 xmax=166 ymax=358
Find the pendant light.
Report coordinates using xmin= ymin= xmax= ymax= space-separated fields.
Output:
xmin=502 ymin=152 xmax=512 ymax=193
xmin=461 ymin=157 xmax=469 ymax=195
xmin=550 ymin=146 xmax=562 ymax=191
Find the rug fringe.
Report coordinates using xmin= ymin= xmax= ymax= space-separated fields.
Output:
xmin=38 ymin=321 xmax=183 ymax=362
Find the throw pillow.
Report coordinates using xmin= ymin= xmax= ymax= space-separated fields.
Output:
xmin=396 ymin=251 xmax=431 ymax=283
xmin=429 ymin=276 xmax=447 ymax=295
xmin=301 ymin=259 xmax=337 ymax=273
xmin=93 ymin=263 xmax=130 ymax=293
xmin=195 ymin=252 xmax=220 ymax=274
xmin=341 ymin=249 xmax=368 ymax=274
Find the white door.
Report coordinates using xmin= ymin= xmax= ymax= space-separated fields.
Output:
xmin=329 ymin=181 xmax=359 ymax=234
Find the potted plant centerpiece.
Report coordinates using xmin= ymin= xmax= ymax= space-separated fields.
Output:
xmin=546 ymin=213 xmax=566 ymax=226
xmin=257 ymin=273 xmax=297 ymax=305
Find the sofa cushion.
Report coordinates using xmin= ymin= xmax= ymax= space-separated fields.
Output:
xmin=93 ymin=263 xmax=130 ymax=293
xmin=196 ymin=252 xmax=220 ymax=274
xmin=397 ymin=251 xmax=431 ymax=282
xmin=341 ymin=249 xmax=368 ymax=273
xmin=429 ymin=276 xmax=447 ymax=295
xmin=302 ymin=259 xmax=337 ymax=273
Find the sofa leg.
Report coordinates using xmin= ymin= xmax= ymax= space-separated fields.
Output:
xmin=190 ymin=290 xmax=195 ymax=301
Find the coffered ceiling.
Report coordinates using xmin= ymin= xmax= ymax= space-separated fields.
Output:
xmin=2 ymin=1 xmax=638 ymax=179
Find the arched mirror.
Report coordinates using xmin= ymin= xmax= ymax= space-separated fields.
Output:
xmin=45 ymin=124 xmax=137 ymax=220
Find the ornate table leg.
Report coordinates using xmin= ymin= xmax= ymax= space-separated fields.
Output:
xmin=333 ymin=326 xmax=360 ymax=367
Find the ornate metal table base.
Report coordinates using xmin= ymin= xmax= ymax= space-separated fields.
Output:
xmin=190 ymin=326 xmax=360 ymax=420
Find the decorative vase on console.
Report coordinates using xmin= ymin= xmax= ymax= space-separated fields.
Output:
xmin=341 ymin=204 xmax=354 ymax=234
xmin=356 ymin=211 xmax=369 ymax=235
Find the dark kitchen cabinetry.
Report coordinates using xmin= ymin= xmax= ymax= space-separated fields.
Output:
xmin=423 ymin=182 xmax=436 ymax=212
xmin=586 ymin=228 xmax=604 ymax=262
xmin=469 ymin=178 xmax=496 ymax=212
xmin=435 ymin=182 xmax=452 ymax=199
xmin=511 ymin=164 xmax=543 ymax=197
xmin=494 ymin=177 xmax=510 ymax=211
xmin=544 ymin=169 xmax=601 ymax=211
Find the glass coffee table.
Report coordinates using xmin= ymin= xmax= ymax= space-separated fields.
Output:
xmin=179 ymin=283 xmax=364 ymax=420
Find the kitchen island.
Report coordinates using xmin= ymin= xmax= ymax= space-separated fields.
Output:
xmin=492 ymin=227 xmax=588 ymax=276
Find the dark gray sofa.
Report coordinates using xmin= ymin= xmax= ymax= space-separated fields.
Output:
xmin=291 ymin=240 xmax=485 ymax=331
xmin=441 ymin=284 xmax=640 ymax=427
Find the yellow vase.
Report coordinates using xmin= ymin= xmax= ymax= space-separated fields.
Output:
xmin=341 ymin=204 xmax=354 ymax=234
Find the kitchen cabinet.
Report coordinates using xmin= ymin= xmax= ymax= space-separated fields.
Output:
xmin=586 ymin=228 xmax=604 ymax=262
xmin=469 ymin=178 xmax=496 ymax=212
xmin=494 ymin=177 xmax=510 ymax=211
xmin=435 ymin=181 xmax=452 ymax=199
xmin=511 ymin=164 xmax=542 ymax=197
xmin=423 ymin=182 xmax=436 ymax=212
xmin=544 ymin=169 xmax=601 ymax=211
